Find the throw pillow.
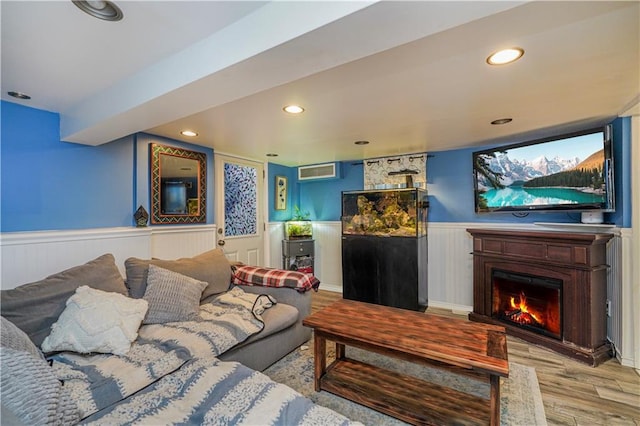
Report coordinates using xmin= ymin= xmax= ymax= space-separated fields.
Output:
xmin=125 ymin=248 xmax=232 ymax=300
xmin=142 ymin=265 xmax=207 ymax=324
xmin=41 ymin=286 xmax=148 ymax=355
xmin=1 ymin=316 xmax=44 ymax=361
xmin=0 ymin=253 xmax=128 ymax=347
xmin=1 ymin=347 xmax=79 ymax=426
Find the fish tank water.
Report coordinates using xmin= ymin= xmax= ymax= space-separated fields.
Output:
xmin=284 ymin=221 xmax=313 ymax=240
xmin=342 ymin=189 xmax=428 ymax=237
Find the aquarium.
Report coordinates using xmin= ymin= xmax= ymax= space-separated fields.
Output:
xmin=342 ymin=189 xmax=428 ymax=237
xmin=284 ymin=221 xmax=313 ymax=240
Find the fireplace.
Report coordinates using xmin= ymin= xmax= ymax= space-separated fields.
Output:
xmin=491 ymin=269 xmax=561 ymax=340
xmin=467 ymin=229 xmax=613 ymax=366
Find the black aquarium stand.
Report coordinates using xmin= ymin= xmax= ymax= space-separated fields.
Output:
xmin=341 ymin=234 xmax=427 ymax=311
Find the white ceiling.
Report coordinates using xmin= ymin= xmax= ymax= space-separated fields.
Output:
xmin=2 ymin=1 xmax=638 ymax=167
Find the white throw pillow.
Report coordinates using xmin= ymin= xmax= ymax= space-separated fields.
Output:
xmin=41 ymin=286 xmax=148 ymax=355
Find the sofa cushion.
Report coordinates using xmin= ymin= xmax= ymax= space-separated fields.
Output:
xmin=233 ymin=302 xmax=299 ymax=347
xmin=125 ymin=248 xmax=232 ymax=300
xmin=41 ymin=286 xmax=148 ymax=355
xmin=0 ymin=254 xmax=129 ymax=347
xmin=142 ymin=265 xmax=207 ymax=324
xmin=1 ymin=347 xmax=79 ymax=426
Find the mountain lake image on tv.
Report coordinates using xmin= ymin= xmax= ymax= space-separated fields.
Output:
xmin=473 ymin=126 xmax=614 ymax=213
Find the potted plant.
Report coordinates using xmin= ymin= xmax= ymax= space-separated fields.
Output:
xmin=284 ymin=206 xmax=313 ymax=240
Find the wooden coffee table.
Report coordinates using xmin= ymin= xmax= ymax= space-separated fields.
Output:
xmin=302 ymin=299 xmax=509 ymax=426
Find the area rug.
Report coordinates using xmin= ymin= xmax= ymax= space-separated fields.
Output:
xmin=263 ymin=342 xmax=547 ymax=426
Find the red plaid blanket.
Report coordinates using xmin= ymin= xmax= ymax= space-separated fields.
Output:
xmin=232 ymin=265 xmax=320 ymax=293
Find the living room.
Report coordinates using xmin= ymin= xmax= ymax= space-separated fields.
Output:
xmin=1 ymin=1 xmax=639 ymax=424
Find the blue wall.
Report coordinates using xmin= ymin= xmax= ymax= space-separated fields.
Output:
xmin=612 ymin=117 xmax=632 ymax=227
xmin=2 ymin=102 xmax=631 ymax=231
xmin=298 ymin=162 xmax=363 ymax=221
xmin=1 ymin=102 xmax=214 ymax=232
xmin=268 ymin=161 xmax=364 ymax=221
xmin=268 ymin=163 xmax=299 ymax=222
xmin=1 ymin=102 xmax=133 ymax=231
xmin=269 ymin=117 xmax=631 ymax=228
xmin=428 ymin=117 xmax=630 ymax=226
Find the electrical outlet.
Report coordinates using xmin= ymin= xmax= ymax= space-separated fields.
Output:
xmin=606 ymin=300 xmax=612 ymax=317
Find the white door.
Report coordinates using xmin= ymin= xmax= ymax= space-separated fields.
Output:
xmin=214 ymin=154 xmax=265 ymax=266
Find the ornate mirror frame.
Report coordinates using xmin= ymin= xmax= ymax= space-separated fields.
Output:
xmin=150 ymin=143 xmax=207 ymax=224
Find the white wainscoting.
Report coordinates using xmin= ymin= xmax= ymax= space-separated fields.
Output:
xmin=425 ymin=223 xmax=473 ymax=311
xmin=268 ymin=220 xmax=633 ymax=366
xmin=0 ymin=225 xmax=217 ymax=289
xmin=267 ymin=222 xmax=343 ymax=293
xmin=309 ymin=222 xmax=343 ymax=293
xmin=149 ymin=225 xmax=217 ymax=260
xmin=3 ymin=222 xmax=633 ymax=367
xmin=267 ymin=223 xmax=285 ymax=270
xmin=617 ymin=228 xmax=638 ymax=368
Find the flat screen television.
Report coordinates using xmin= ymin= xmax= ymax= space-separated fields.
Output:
xmin=473 ymin=125 xmax=614 ymax=213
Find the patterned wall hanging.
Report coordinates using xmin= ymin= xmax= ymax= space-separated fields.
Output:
xmin=363 ymin=153 xmax=428 ymax=190
xmin=224 ymin=162 xmax=257 ymax=237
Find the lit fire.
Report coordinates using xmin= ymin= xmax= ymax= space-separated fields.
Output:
xmin=506 ymin=291 xmax=544 ymax=327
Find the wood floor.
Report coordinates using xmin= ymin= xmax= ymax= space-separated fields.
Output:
xmin=311 ymin=290 xmax=640 ymax=425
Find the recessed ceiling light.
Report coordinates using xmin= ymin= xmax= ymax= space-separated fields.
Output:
xmin=283 ymin=105 xmax=304 ymax=114
xmin=486 ymin=48 xmax=524 ymax=65
xmin=266 ymin=153 xmax=279 ymax=157
xmin=491 ymin=118 xmax=513 ymax=125
xmin=72 ymin=0 xmax=123 ymax=21
xmin=354 ymin=140 xmax=369 ymax=145
xmin=181 ymin=130 xmax=198 ymax=137
xmin=8 ymin=91 xmax=31 ymax=100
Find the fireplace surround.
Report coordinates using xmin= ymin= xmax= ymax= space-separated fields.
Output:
xmin=467 ymin=228 xmax=613 ymax=366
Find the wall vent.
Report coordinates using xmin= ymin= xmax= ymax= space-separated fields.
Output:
xmin=298 ymin=163 xmax=338 ymax=181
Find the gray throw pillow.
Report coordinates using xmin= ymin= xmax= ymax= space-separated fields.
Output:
xmin=0 ymin=254 xmax=128 ymax=347
xmin=142 ymin=265 xmax=208 ymax=324
xmin=125 ymin=248 xmax=232 ymax=301
xmin=0 ymin=347 xmax=79 ymax=425
xmin=1 ymin=316 xmax=44 ymax=361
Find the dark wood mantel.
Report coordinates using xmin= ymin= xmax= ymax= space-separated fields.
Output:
xmin=467 ymin=228 xmax=613 ymax=366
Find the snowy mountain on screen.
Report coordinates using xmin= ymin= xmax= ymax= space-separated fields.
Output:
xmin=479 ymin=153 xmax=580 ymax=188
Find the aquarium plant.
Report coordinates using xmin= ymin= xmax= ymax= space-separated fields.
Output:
xmin=284 ymin=206 xmax=313 ymax=240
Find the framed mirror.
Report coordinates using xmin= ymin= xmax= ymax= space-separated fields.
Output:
xmin=150 ymin=143 xmax=206 ymax=224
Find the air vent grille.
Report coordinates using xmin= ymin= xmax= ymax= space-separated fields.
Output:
xmin=298 ymin=163 xmax=337 ymax=180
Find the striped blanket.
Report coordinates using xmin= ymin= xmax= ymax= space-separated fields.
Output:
xmin=48 ymin=290 xmax=359 ymax=425
xmin=82 ymin=358 xmax=356 ymax=425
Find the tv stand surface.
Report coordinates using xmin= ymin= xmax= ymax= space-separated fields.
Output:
xmin=534 ymin=222 xmax=616 ymax=233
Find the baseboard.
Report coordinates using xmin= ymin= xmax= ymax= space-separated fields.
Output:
xmin=427 ymin=300 xmax=472 ymax=314
xmin=319 ymin=284 xmax=343 ymax=293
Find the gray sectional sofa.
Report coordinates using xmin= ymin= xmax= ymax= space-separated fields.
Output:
xmin=0 ymin=249 xmax=354 ymax=425
xmin=121 ymin=248 xmax=314 ymax=371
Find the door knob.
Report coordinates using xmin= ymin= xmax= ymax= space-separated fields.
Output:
xmin=218 ymin=240 xmax=225 ymax=246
